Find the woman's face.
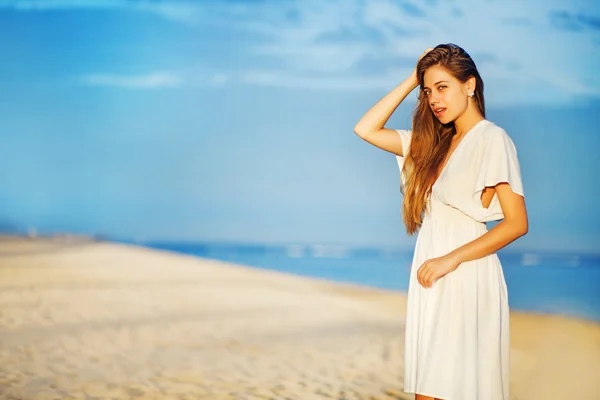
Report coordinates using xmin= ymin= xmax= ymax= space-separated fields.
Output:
xmin=422 ymin=65 xmax=471 ymax=124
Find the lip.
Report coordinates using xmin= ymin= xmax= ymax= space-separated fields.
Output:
xmin=433 ymin=107 xmax=446 ymax=117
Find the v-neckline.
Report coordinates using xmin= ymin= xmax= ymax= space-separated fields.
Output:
xmin=432 ymin=119 xmax=487 ymax=188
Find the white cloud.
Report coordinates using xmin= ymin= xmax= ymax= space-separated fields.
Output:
xmin=217 ymin=0 xmax=600 ymax=105
xmin=240 ymin=69 xmax=400 ymax=91
xmin=133 ymin=1 xmax=201 ymax=24
xmin=0 ymin=0 xmax=121 ymax=10
xmin=0 ymin=0 xmax=202 ymax=24
xmin=3 ymin=0 xmax=599 ymax=104
xmin=252 ymin=43 xmax=366 ymax=74
xmin=210 ymin=74 xmax=229 ymax=86
xmin=79 ymin=72 xmax=181 ymax=89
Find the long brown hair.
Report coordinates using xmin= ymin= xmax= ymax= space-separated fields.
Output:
xmin=401 ymin=43 xmax=486 ymax=235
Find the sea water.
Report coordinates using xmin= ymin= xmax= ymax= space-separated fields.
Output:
xmin=139 ymin=241 xmax=600 ymax=322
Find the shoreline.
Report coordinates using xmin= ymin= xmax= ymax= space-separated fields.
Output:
xmin=2 ymin=235 xmax=599 ymax=324
xmin=0 ymin=237 xmax=599 ymax=400
xmin=136 ymin=239 xmax=600 ymax=324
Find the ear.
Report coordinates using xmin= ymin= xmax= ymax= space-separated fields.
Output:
xmin=466 ymin=76 xmax=476 ymax=93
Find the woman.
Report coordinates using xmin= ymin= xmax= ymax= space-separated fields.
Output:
xmin=354 ymin=43 xmax=528 ymax=400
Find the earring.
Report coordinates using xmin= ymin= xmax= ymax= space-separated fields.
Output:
xmin=468 ymin=91 xmax=474 ymax=97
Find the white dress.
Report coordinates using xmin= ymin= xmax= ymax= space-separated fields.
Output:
xmin=395 ymin=119 xmax=525 ymax=400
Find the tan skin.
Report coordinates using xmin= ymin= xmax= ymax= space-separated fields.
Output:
xmin=354 ymin=49 xmax=528 ymax=400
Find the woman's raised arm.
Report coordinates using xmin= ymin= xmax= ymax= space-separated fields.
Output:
xmin=353 ymin=49 xmax=432 ymax=156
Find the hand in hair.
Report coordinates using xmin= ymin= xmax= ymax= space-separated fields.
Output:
xmin=410 ymin=48 xmax=434 ymax=83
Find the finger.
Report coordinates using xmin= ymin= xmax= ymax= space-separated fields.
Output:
xmin=416 ymin=264 xmax=424 ymax=285
xmin=429 ymin=271 xmax=440 ymax=287
xmin=420 ymin=268 xmax=429 ymax=287
xmin=425 ymin=270 xmax=435 ymax=288
xmin=418 ymin=48 xmax=434 ymax=61
xmin=430 ymin=270 xmax=439 ymax=287
xmin=418 ymin=265 xmax=427 ymax=286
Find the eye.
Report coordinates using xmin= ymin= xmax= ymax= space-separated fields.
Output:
xmin=438 ymin=85 xmax=446 ymax=90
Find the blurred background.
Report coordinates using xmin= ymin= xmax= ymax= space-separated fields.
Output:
xmin=1 ymin=0 xmax=599 ymax=321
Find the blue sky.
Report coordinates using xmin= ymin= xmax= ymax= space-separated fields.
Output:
xmin=0 ymin=0 xmax=599 ymax=253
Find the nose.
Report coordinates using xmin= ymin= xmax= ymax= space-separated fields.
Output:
xmin=430 ymin=93 xmax=441 ymax=106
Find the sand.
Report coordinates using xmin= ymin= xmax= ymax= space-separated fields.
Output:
xmin=0 ymin=237 xmax=598 ymax=400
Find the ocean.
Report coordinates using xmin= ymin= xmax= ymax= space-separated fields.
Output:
xmin=136 ymin=241 xmax=600 ymax=323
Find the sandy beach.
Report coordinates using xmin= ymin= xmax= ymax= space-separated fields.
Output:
xmin=0 ymin=237 xmax=598 ymax=400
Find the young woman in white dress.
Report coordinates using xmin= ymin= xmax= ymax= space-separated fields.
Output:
xmin=354 ymin=43 xmax=529 ymax=400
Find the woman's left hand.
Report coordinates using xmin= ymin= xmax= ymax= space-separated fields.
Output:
xmin=417 ymin=253 xmax=461 ymax=288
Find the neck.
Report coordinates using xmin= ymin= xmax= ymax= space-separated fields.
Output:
xmin=453 ymin=108 xmax=485 ymax=138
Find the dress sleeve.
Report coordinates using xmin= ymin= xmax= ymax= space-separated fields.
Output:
xmin=395 ymin=129 xmax=412 ymax=188
xmin=472 ymin=128 xmax=525 ymax=222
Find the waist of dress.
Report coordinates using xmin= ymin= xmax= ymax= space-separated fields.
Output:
xmin=421 ymin=199 xmax=488 ymax=234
